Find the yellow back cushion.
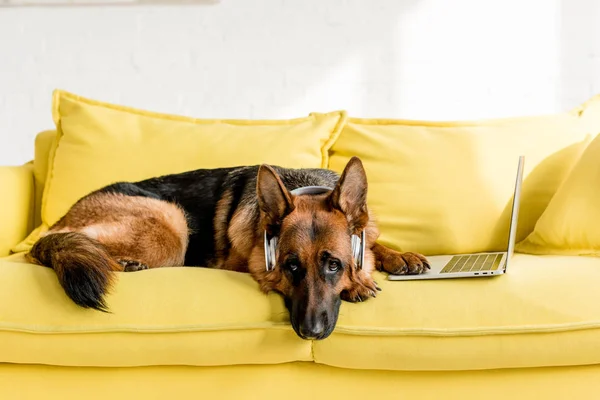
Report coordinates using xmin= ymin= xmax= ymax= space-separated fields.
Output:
xmin=329 ymin=96 xmax=600 ymax=256
xmin=516 ymin=132 xmax=600 ymax=256
xmin=32 ymin=130 xmax=57 ymax=228
xmin=13 ymin=90 xmax=346 ymax=252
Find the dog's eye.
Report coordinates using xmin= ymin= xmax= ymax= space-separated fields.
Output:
xmin=285 ymin=259 xmax=300 ymax=273
xmin=288 ymin=263 xmax=299 ymax=272
xmin=328 ymin=260 xmax=341 ymax=272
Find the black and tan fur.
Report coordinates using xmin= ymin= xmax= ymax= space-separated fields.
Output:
xmin=27 ymin=157 xmax=429 ymax=340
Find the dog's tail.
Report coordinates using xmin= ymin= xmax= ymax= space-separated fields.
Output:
xmin=26 ymin=232 xmax=121 ymax=312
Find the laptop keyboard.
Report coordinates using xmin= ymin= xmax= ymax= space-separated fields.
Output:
xmin=440 ymin=253 xmax=504 ymax=274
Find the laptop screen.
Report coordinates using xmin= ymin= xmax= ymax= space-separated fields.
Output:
xmin=506 ymin=156 xmax=525 ymax=262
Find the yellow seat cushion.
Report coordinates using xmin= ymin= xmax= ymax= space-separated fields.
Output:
xmin=314 ymin=254 xmax=600 ymax=371
xmin=329 ymin=96 xmax=600 ymax=256
xmin=516 ymin=132 xmax=600 ymax=256
xmin=13 ymin=90 xmax=346 ymax=252
xmin=2 ymin=253 xmax=600 ymax=371
xmin=0 ymin=254 xmax=310 ymax=367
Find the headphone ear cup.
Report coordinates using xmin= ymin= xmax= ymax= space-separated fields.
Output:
xmin=264 ymin=231 xmax=271 ymax=271
xmin=269 ymin=236 xmax=278 ymax=270
xmin=359 ymin=230 xmax=366 ymax=270
xmin=350 ymin=232 xmax=365 ymax=270
xmin=264 ymin=231 xmax=278 ymax=271
xmin=351 ymin=234 xmax=359 ymax=268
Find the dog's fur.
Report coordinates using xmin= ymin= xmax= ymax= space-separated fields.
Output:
xmin=26 ymin=157 xmax=429 ymax=340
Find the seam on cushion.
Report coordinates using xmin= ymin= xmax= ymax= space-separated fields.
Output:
xmin=331 ymin=320 xmax=600 ymax=337
xmin=3 ymin=320 xmax=600 ymax=336
xmin=19 ymin=163 xmax=36 ymax=239
xmin=51 ymin=89 xmax=61 ymax=127
xmin=55 ymin=89 xmax=340 ymax=126
xmin=515 ymin=242 xmax=600 ymax=257
xmin=346 ymin=112 xmax=579 ymax=128
xmin=0 ymin=322 xmax=291 ymax=334
xmin=318 ymin=110 xmax=347 ymax=169
xmin=39 ymin=103 xmax=64 ymax=229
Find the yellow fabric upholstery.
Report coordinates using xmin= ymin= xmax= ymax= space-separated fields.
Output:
xmin=2 ymin=362 xmax=600 ymax=400
xmin=3 ymin=253 xmax=600 ymax=371
xmin=4 ymin=92 xmax=600 ymax=398
xmin=33 ymin=130 xmax=57 ymax=227
xmin=14 ymin=90 xmax=346 ymax=252
xmin=0 ymin=254 xmax=309 ymax=367
xmin=9 ymin=130 xmax=60 ymax=251
xmin=516 ymin=133 xmax=600 ymax=256
xmin=329 ymin=96 xmax=600 ymax=256
xmin=0 ymin=165 xmax=34 ymax=256
xmin=314 ymin=255 xmax=600 ymax=371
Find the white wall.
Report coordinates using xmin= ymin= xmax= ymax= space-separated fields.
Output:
xmin=1 ymin=0 xmax=599 ymax=165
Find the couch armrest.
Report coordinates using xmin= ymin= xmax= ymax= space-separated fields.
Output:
xmin=0 ymin=164 xmax=34 ymax=256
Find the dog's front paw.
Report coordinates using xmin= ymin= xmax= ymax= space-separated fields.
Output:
xmin=118 ymin=259 xmax=149 ymax=272
xmin=341 ymin=276 xmax=381 ymax=303
xmin=378 ymin=251 xmax=430 ymax=275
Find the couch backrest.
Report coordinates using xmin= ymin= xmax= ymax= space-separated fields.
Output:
xmin=32 ymin=130 xmax=57 ymax=228
xmin=20 ymin=90 xmax=600 ymax=257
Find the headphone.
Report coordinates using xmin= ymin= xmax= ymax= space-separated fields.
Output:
xmin=264 ymin=186 xmax=366 ymax=272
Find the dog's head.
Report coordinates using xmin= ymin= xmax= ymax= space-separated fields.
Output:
xmin=256 ymin=157 xmax=372 ymax=340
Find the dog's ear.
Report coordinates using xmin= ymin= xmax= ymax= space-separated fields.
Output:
xmin=328 ymin=156 xmax=369 ymax=232
xmin=257 ymin=164 xmax=295 ymax=231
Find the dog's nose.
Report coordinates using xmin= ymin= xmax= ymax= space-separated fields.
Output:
xmin=299 ymin=315 xmax=326 ymax=339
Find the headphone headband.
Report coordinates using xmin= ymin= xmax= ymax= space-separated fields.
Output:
xmin=290 ymin=186 xmax=333 ymax=196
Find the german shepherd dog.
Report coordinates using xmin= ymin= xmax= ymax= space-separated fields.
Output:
xmin=26 ymin=157 xmax=429 ymax=340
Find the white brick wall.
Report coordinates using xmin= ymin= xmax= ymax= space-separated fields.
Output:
xmin=1 ymin=0 xmax=599 ymax=165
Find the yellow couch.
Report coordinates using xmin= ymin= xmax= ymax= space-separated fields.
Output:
xmin=3 ymin=91 xmax=600 ymax=399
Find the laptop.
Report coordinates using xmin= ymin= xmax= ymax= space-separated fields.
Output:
xmin=388 ymin=155 xmax=524 ymax=281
